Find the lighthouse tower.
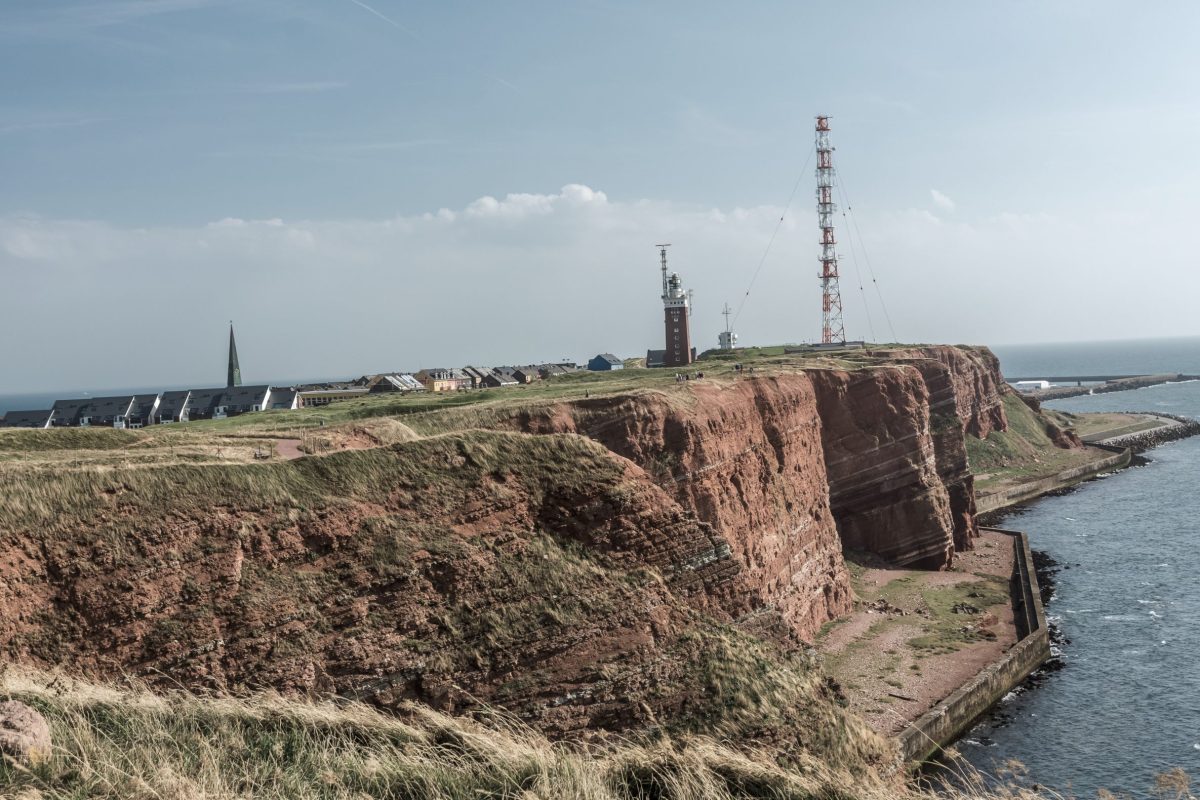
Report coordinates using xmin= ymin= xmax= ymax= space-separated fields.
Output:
xmin=658 ymin=244 xmax=693 ymax=367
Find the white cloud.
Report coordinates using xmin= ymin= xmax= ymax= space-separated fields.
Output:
xmin=930 ymin=189 xmax=957 ymax=212
xmin=464 ymin=185 xmax=608 ymax=220
xmin=3 ymin=183 xmax=1199 ymax=392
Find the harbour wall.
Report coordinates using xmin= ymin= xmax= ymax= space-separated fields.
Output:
xmin=1087 ymin=413 xmax=1200 ymax=453
xmin=898 ymin=527 xmax=1050 ymax=764
xmin=1027 ymin=373 xmax=1192 ymax=402
xmin=975 ymin=446 xmax=1131 ymax=516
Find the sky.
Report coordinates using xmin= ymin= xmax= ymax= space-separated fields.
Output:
xmin=3 ymin=1 xmax=1200 ymax=393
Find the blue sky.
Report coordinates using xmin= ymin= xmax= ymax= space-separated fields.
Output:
xmin=3 ymin=1 xmax=1200 ymax=393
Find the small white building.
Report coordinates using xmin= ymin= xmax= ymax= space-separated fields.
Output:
xmin=1013 ymin=380 xmax=1051 ymax=393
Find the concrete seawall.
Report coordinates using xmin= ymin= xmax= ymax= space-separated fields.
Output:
xmin=975 ymin=446 xmax=1131 ymax=516
xmin=898 ymin=528 xmax=1051 ymax=764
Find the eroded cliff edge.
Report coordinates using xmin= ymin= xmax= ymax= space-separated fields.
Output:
xmin=495 ymin=345 xmax=1022 ymax=579
xmin=0 ymin=345 xmax=1074 ymax=750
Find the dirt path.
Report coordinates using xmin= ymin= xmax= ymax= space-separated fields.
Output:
xmin=818 ymin=530 xmax=1018 ymax=735
xmin=275 ymin=439 xmax=304 ymax=460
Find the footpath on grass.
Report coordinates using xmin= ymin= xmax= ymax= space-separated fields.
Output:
xmin=818 ymin=530 xmax=1018 ymax=738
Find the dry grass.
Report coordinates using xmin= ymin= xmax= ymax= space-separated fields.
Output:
xmin=0 ymin=428 xmax=144 ymax=452
xmin=0 ymin=666 xmax=1084 ymax=800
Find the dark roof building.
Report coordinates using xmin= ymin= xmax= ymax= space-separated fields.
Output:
xmin=492 ymin=366 xmax=521 ymax=382
xmin=587 ymin=354 xmax=624 ymax=371
xmin=50 ymin=396 xmax=137 ymax=428
xmin=126 ymin=394 xmax=161 ymax=428
xmin=645 ymin=349 xmax=666 ymax=368
xmin=482 ymin=372 xmax=518 ymax=388
xmin=491 ymin=365 xmax=538 ymax=384
xmin=155 ymin=391 xmax=191 ymax=423
xmin=48 ymin=398 xmax=89 ymax=427
xmin=218 ymin=385 xmax=271 ymax=415
xmin=537 ymin=363 xmax=578 ymax=378
xmin=183 ymin=388 xmax=224 ymax=420
xmin=461 ymin=366 xmax=490 ymax=389
xmin=0 ymin=409 xmax=54 ymax=428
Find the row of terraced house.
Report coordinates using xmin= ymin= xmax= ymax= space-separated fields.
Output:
xmin=0 ymin=363 xmax=585 ymax=429
xmin=0 ymin=385 xmax=300 ymax=429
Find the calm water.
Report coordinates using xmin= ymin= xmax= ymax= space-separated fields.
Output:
xmin=992 ymin=335 xmax=1200 ymax=379
xmin=957 ymin=380 xmax=1200 ymax=797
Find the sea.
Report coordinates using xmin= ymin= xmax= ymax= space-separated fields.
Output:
xmin=949 ymin=338 xmax=1200 ymax=798
xmin=992 ymin=335 xmax=1200 ymax=379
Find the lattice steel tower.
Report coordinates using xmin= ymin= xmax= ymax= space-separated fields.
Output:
xmin=815 ymin=116 xmax=845 ymax=344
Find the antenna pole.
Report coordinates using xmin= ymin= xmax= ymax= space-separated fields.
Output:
xmin=815 ymin=116 xmax=845 ymax=344
xmin=656 ymin=243 xmax=671 ymax=299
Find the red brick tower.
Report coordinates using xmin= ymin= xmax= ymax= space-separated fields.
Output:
xmin=658 ymin=244 xmax=693 ymax=367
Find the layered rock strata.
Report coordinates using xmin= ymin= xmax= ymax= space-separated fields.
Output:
xmin=0 ymin=345 xmax=1075 ymax=741
xmin=510 ymin=377 xmax=854 ymax=639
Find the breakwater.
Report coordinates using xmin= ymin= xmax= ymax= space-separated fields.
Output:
xmin=1027 ymin=373 xmax=1193 ymax=401
xmin=1090 ymin=412 xmax=1200 ymax=453
xmin=975 ymin=446 xmax=1130 ymax=516
xmin=898 ymin=528 xmax=1050 ymax=764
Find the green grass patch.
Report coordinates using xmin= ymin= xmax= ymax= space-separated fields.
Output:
xmin=907 ymin=576 xmax=1010 ymax=655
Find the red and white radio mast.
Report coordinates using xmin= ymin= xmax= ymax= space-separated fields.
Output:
xmin=815 ymin=116 xmax=845 ymax=344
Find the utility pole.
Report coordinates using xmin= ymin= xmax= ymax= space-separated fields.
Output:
xmin=815 ymin=116 xmax=846 ymax=344
xmin=718 ymin=303 xmax=737 ymax=350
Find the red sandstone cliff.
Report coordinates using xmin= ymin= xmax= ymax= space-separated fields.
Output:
xmin=808 ymin=367 xmax=959 ymax=568
xmin=873 ymin=346 xmax=1009 ymax=439
xmin=504 ymin=347 xmax=1015 ymax=577
xmin=0 ymin=434 xmax=756 ymax=734
xmin=508 ymin=377 xmax=854 ymax=639
xmin=0 ymin=345 xmax=1069 ymax=746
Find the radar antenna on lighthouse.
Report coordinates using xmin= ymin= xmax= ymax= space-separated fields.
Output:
xmin=815 ymin=116 xmax=846 ymax=344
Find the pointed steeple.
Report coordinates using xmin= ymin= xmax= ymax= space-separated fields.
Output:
xmin=227 ymin=322 xmax=242 ymax=387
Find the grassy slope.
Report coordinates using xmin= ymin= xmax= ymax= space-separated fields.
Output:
xmin=964 ymin=394 xmax=1102 ymax=493
xmin=0 ymin=428 xmax=143 ymax=451
xmin=0 ymin=429 xmax=890 ymax=783
xmin=0 ymin=667 xmax=1057 ymax=800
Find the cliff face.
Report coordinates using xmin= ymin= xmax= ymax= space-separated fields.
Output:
xmin=807 ymin=367 xmax=958 ymax=568
xmin=0 ymin=344 xmax=1048 ymax=751
xmin=511 ymin=377 xmax=854 ymax=640
xmin=0 ymin=434 xmax=759 ymax=734
xmin=873 ymin=346 xmax=1009 ymax=439
xmin=511 ymin=347 xmax=1012 ymax=577
xmin=0 ymin=430 xmax=890 ymax=761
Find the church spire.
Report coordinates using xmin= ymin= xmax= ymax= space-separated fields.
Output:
xmin=227 ymin=322 xmax=242 ymax=387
